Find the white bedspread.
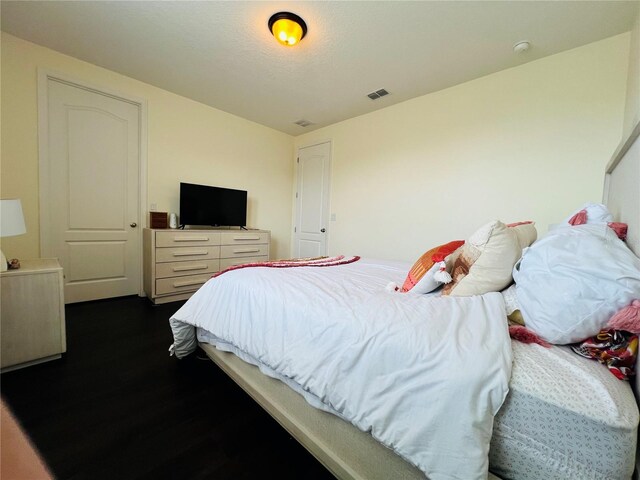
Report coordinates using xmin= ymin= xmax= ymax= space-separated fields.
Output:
xmin=170 ymin=258 xmax=512 ymax=480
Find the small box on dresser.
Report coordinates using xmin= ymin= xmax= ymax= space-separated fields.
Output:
xmin=143 ymin=228 xmax=270 ymax=304
xmin=0 ymin=258 xmax=66 ymax=372
xmin=149 ymin=211 xmax=168 ymax=229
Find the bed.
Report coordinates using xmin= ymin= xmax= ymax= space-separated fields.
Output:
xmin=170 ymin=121 xmax=640 ymax=480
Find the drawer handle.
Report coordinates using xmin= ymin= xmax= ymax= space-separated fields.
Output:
xmin=172 ymin=264 xmax=208 ymax=272
xmin=173 ymin=237 xmax=209 ymax=242
xmin=173 ymin=250 xmax=209 ymax=257
xmin=233 ymin=248 xmax=260 ymax=254
xmin=173 ymin=279 xmax=206 ymax=287
xmin=233 ymin=236 xmax=260 ymax=241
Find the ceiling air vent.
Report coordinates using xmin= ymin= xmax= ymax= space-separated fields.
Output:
xmin=294 ymin=119 xmax=314 ymax=127
xmin=367 ymin=88 xmax=389 ymax=100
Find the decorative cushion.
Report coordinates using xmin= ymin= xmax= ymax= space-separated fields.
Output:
xmin=608 ymin=222 xmax=628 ymax=241
xmin=562 ymin=203 xmax=613 ymax=225
xmin=514 ymin=224 xmax=640 ymax=344
xmin=607 ymin=300 xmax=640 ymax=333
xmin=401 ymin=240 xmax=464 ymax=293
xmin=442 ymin=221 xmax=537 ymax=297
xmin=561 ymin=203 xmax=627 ymax=240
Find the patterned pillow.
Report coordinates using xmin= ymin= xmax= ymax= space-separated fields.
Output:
xmin=443 ymin=221 xmax=537 ymax=297
xmin=401 ymin=240 xmax=465 ymax=294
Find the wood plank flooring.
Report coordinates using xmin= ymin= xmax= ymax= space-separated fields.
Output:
xmin=1 ymin=296 xmax=333 ymax=479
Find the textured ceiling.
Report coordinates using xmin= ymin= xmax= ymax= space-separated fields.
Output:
xmin=2 ymin=1 xmax=638 ymax=136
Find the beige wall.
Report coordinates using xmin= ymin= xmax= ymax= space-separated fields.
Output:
xmin=294 ymin=34 xmax=630 ymax=262
xmin=1 ymin=31 xmax=632 ymax=266
xmin=623 ymin=7 xmax=640 ymax=139
xmin=0 ymin=33 xmax=294 ymax=260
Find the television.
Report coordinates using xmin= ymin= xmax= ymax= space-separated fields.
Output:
xmin=179 ymin=182 xmax=247 ymax=227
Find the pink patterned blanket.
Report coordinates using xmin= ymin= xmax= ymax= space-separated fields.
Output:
xmin=212 ymin=255 xmax=361 ymax=278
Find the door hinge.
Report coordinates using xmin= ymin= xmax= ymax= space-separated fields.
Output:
xmin=294 ymin=227 xmax=297 ymax=233
xmin=296 ymin=192 xmax=298 ymax=198
xmin=297 ymin=157 xmax=299 ymax=163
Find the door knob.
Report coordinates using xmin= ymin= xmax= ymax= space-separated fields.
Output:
xmin=320 ymin=228 xmax=326 ymax=233
xmin=130 ymin=222 xmax=137 ymax=228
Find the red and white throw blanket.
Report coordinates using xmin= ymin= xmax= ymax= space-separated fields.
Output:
xmin=572 ymin=329 xmax=638 ymax=380
xmin=212 ymin=255 xmax=360 ymax=278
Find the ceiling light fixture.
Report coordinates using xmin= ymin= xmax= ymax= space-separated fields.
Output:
xmin=268 ymin=12 xmax=307 ymax=47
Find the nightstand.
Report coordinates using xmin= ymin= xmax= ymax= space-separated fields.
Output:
xmin=0 ymin=259 xmax=66 ymax=372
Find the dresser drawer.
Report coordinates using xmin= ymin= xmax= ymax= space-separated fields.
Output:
xmin=156 ymin=246 xmax=220 ymax=263
xmin=220 ymin=231 xmax=269 ymax=245
xmin=144 ymin=228 xmax=270 ymax=304
xmin=156 ymin=274 xmax=212 ymax=296
xmin=220 ymin=256 xmax=269 ymax=270
xmin=220 ymin=244 xmax=269 ymax=259
xmin=155 ymin=259 xmax=220 ymax=279
xmin=156 ymin=230 xmax=221 ymax=247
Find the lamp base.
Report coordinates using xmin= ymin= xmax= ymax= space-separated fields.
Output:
xmin=0 ymin=250 xmax=7 ymax=272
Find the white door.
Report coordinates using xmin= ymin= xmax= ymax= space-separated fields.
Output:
xmin=294 ymin=142 xmax=331 ymax=258
xmin=42 ymin=78 xmax=142 ymax=303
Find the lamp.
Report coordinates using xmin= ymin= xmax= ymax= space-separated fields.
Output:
xmin=268 ymin=12 xmax=307 ymax=47
xmin=0 ymin=199 xmax=27 ymax=271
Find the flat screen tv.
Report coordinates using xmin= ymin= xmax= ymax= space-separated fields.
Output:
xmin=180 ymin=182 xmax=247 ymax=227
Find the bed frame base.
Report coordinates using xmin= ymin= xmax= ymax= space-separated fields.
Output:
xmin=200 ymin=343 xmax=501 ymax=480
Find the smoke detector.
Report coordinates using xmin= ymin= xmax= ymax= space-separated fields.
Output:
xmin=513 ymin=41 xmax=531 ymax=54
xmin=294 ymin=119 xmax=314 ymax=127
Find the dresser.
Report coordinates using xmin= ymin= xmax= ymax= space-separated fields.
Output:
xmin=0 ymin=259 xmax=66 ymax=372
xmin=143 ymin=228 xmax=270 ymax=304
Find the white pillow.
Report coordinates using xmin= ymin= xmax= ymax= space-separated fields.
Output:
xmin=513 ymin=224 xmax=640 ymax=344
xmin=561 ymin=202 xmax=613 ymax=225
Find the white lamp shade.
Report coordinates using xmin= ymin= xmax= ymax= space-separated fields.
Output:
xmin=0 ymin=199 xmax=27 ymax=237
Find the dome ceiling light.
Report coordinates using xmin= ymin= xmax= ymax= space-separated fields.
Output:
xmin=268 ymin=12 xmax=307 ymax=47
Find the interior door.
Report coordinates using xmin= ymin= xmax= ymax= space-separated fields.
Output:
xmin=43 ymin=78 xmax=141 ymax=303
xmin=294 ymin=142 xmax=331 ymax=258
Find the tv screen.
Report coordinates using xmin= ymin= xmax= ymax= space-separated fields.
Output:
xmin=180 ymin=182 xmax=247 ymax=227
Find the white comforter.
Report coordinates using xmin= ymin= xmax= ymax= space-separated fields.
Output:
xmin=170 ymin=258 xmax=512 ymax=479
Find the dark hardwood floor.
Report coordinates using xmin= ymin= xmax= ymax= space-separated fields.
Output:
xmin=1 ymin=296 xmax=333 ymax=480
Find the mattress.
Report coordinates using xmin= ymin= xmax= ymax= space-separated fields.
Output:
xmin=490 ymin=341 xmax=638 ymax=480
xmin=197 ymin=330 xmax=638 ymax=480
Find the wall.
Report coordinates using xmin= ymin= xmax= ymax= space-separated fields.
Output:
xmin=1 ymin=31 xmax=632 ymax=265
xmin=294 ymin=34 xmax=630 ymax=261
xmin=623 ymin=8 xmax=640 ymax=139
xmin=0 ymin=33 xmax=294 ymax=260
